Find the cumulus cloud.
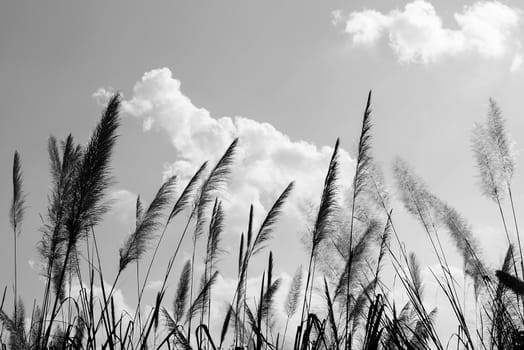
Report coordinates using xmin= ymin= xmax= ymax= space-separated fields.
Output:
xmin=336 ymin=0 xmax=523 ymax=66
xmin=116 ymin=68 xmax=354 ymax=232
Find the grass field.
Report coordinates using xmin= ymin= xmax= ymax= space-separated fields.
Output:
xmin=2 ymin=92 xmax=524 ymax=349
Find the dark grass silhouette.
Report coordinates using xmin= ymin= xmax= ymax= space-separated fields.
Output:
xmin=2 ymin=92 xmax=524 ymax=349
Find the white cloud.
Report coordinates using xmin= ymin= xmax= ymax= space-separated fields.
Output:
xmin=344 ymin=9 xmax=391 ymax=46
xmin=336 ymin=0 xmax=523 ymax=65
xmin=145 ymin=279 xmax=163 ymax=291
xmin=92 ymin=87 xmax=115 ymax=106
xmin=109 ymin=189 xmax=137 ymax=222
xmin=71 ymin=280 xmax=131 ymax=317
xmin=118 ymin=68 xmax=355 ymax=233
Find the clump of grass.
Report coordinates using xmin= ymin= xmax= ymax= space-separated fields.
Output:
xmin=4 ymin=92 xmax=524 ymax=350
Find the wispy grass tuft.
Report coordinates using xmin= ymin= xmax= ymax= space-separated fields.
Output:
xmin=119 ymin=175 xmax=177 ymax=271
xmin=7 ymin=92 xmax=524 ymax=350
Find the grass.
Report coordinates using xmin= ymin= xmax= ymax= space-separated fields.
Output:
xmin=2 ymin=91 xmax=524 ymax=349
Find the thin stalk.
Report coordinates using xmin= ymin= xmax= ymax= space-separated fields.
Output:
xmin=132 ymin=208 xmax=194 ymax=329
xmin=306 ymin=258 xmax=316 ymax=319
xmin=345 ymin=194 xmax=357 ymax=349
xmin=187 ymin=232 xmax=198 ymax=345
xmin=43 ymin=240 xmax=74 ymax=345
xmin=137 ymin=261 xmax=142 ymax=335
xmin=298 ymin=247 xmax=315 ymax=343
xmin=507 ymin=185 xmax=524 ymax=279
xmin=13 ymin=229 xmax=17 ymax=322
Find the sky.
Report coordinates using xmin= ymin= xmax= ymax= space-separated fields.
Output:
xmin=1 ymin=0 xmax=524 ymax=346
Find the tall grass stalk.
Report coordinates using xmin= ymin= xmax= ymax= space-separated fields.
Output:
xmin=299 ymin=138 xmax=340 ymax=344
xmin=6 ymin=92 xmax=524 ymax=349
xmin=10 ymin=151 xmax=25 ymax=324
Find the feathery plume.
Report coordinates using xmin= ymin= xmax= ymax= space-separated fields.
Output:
xmin=364 ymin=161 xmax=390 ymax=211
xmin=486 ymin=98 xmax=515 ymax=182
xmin=136 ymin=195 xmax=144 ymax=227
xmin=285 ymin=266 xmax=303 ymax=318
xmin=349 ymin=279 xmax=377 ymax=334
xmin=392 ymin=157 xmax=437 ymax=228
xmin=39 ymin=135 xmax=81 ymax=263
xmin=352 ymin=90 xmax=373 ymax=199
xmin=299 ymin=139 xmax=340 ymax=328
xmin=48 ymin=136 xmax=62 ymax=184
xmin=313 ymin=138 xmax=340 ymax=251
xmin=173 ymin=260 xmax=192 ymax=323
xmin=472 ymin=123 xmax=506 ymax=201
xmin=28 ymin=306 xmax=42 ymax=347
xmin=435 ymin=201 xmax=487 ymax=296
xmin=261 ymin=278 xmax=282 ymax=320
xmin=409 ymin=253 xmax=424 ymax=298
xmin=205 ymin=199 xmax=225 ymax=269
xmin=168 ymin=161 xmax=208 ymax=223
xmin=252 ymin=182 xmax=294 ymax=256
xmin=162 ymin=307 xmax=176 ymax=331
xmin=194 ymin=138 xmax=238 ymax=238
xmin=409 ymin=308 xmax=437 ymax=348
xmin=187 ymin=271 xmax=219 ymax=323
xmin=375 ymin=213 xmax=392 ymax=280
xmin=10 ymin=151 xmax=26 ymax=320
xmin=10 ymin=151 xmax=26 ymax=236
xmin=65 ymin=93 xmax=120 ymax=248
xmin=336 ymin=220 xmax=379 ymax=299
xmin=0 ymin=298 xmax=27 ymax=350
xmin=119 ymin=175 xmax=177 ymax=271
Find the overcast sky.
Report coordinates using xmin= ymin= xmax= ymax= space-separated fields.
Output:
xmin=1 ymin=0 xmax=524 ymax=344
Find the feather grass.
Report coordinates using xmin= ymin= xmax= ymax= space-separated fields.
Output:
xmin=10 ymin=151 xmax=26 ymax=325
xmin=252 ymin=182 xmax=294 ymax=256
xmin=173 ymin=260 xmax=192 ymax=324
xmin=65 ymin=93 xmax=120 ymax=247
xmin=486 ymin=99 xmax=515 ymax=182
xmin=10 ymin=151 xmax=26 ymax=237
xmin=119 ymin=175 xmax=177 ymax=271
xmin=44 ymin=93 xmax=121 ymax=346
xmin=168 ymin=161 xmax=208 ymax=223
xmin=194 ymin=138 xmax=238 ymax=238
xmin=187 ymin=271 xmax=219 ymax=324
xmin=205 ymin=199 xmax=225 ymax=271
xmin=300 ymin=138 xmax=340 ymax=336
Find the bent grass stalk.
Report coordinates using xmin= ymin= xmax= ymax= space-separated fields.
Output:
xmin=4 ymin=93 xmax=524 ymax=350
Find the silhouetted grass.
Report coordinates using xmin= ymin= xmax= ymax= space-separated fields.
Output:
xmin=2 ymin=93 xmax=524 ymax=349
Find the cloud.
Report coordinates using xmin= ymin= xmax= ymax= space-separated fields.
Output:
xmin=109 ymin=189 xmax=137 ymax=222
xmin=336 ymin=0 xmax=523 ymax=66
xmin=116 ymin=68 xmax=355 ymax=233
xmin=145 ymin=279 xmax=163 ymax=291
xmin=72 ymin=281 xmax=131 ymax=317
xmin=92 ymin=87 xmax=115 ymax=106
